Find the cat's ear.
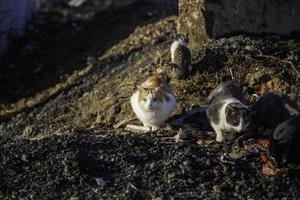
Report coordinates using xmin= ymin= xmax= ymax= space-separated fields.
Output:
xmin=183 ymin=33 xmax=189 ymax=43
xmin=226 ymin=103 xmax=244 ymax=116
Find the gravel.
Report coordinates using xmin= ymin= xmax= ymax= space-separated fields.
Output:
xmin=1 ymin=131 xmax=300 ymax=199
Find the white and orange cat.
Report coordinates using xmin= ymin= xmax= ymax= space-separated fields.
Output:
xmin=130 ymin=74 xmax=176 ymax=131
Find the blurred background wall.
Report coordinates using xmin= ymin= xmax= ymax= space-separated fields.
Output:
xmin=0 ymin=0 xmax=177 ymax=53
xmin=0 ymin=0 xmax=42 ymax=53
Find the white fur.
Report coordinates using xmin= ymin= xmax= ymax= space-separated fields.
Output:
xmin=170 ymin=39 xmax=188 ymax=62
xmin=285 ymin=103 xmax=300 ymax=116
xmin=210 ymin=98 xmax=248 ymax=142
xmin=130 ymin=91 xmax=176 ymax=131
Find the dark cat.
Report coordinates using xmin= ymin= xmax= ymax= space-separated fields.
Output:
xmin=254 ymin=93 xmax=299 ymax=137
xmin=207 ymin=81 xmax=249 ymax=142
xmin=270 ymin=115 xmax=300 ymax=167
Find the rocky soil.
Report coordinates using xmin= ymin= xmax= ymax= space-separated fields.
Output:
xmin=1 ymin=1 xmax=300 ymax=200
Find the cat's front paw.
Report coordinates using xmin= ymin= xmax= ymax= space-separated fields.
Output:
xmin=215 ymin=131 xmax=223 ymax=142
xmin=151 ymin=126 xmax=160 ymax=132
xmin=143 ymin=125 xmax=159 ymax=132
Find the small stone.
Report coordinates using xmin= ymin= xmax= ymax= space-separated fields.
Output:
xmin=149 ymin=162 xmax=155 ymax=169
xmin=87 ymin=56 xmax=97 ymax=66
xmin=167 ymin=173 xmax=175 ymax=179
xmin=21 ymin=154 xmax=28 ymax=162
xmin=245 ymin=45 xmax=254 ymax=51
xmin=205 ymin=159 xmax=211 ymax=166
xmin=69 ymin=196 xmax=80 ymax=200
xmin=183 ymin=161 xmax=189 ymax=166
xmin=152 ymin=197 xmax=162 ymax=200
xmin=213 ymin=185 xmax=221 ymax=192
xmin=187 ymin=179 xmax=194 ymax=184
xmin=95 ymin=178 xmax=107 ymax=187
xmin=107 ymin=105 xmax=120 ymax=115
xmin=174 ymin=128 xmax=187 ymax=142
xmin=23 ymin=126 xmax=33 ymax=136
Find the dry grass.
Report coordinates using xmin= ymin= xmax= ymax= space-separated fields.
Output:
xmin=74 ymin=47 xmax=299 ymax=127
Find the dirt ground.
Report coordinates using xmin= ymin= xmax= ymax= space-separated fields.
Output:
xmin=0 ymin=1 xmax=300 ymax=200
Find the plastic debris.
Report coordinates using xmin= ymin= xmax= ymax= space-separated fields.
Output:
xmin=68 ymin=0 xmax=87 ymax=7
xmin=262 ymin=161 xmax=289 ymax=176
xmin=220 ymin=149 xmax=260 ymax=165
xmin=260 ymin=154 xmax=289 ymax=176
xmin=174 ymin=128 xmax=187 ymax=142
xmin=95 ymin=177 xmax=107 ymax=186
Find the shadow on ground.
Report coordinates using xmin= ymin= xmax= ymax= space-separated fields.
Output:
xmin=0 ymin=1 xmax=176 ymax=105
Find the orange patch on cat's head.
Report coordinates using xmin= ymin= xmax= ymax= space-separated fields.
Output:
xmin=137 ymin=75 xmax=165 ymax=102
xmin=137 ymin=86 xmax=164 ymax=102
xmin=137 ymin=73 xmax=174 ymax=102
xmin=140 ymin=74 xmax=162 ymax=90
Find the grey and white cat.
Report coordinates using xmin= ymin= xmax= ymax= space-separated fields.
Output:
xmin=207 ymin=81 xmax=249 ymax=142
xmin=169 ymin=35 xmax=192 ymax=79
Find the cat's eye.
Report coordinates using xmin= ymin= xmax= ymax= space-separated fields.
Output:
xmin=153 ymin=98 xmax=158 ymax=102
xmin=143 ymin=98 xmax=147 ymax=101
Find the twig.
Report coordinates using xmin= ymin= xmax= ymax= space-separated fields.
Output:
xmin=113 ymin=117 xmax=136 ymax=129
xmin=255 ymin=54 xmax=300 ymax=79
xmin=229 ymin=67 xmax=234 ymax=80
xmin=175 ymin=192 xmax=200 ymax=198
xmin=156 ymin=50 xmax=162 ymax=59
xmin=243 ymin=55 xmax=260 ymax=63
xmin=130 ymin=183 xmax=139 ymax=191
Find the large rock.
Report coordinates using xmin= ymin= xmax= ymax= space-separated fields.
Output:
xmin=178 ymin=0 xmax=208 ymax=49
xmin=178 ymin=0 xmax=300 ymax=48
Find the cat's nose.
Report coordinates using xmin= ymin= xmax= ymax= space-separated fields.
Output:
xmin=148 ymin=105 xmax=153 ymax=110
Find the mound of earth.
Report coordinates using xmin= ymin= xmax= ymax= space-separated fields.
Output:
xmin=0 ymin=2 xmax=300 ymax=200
